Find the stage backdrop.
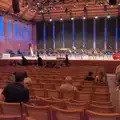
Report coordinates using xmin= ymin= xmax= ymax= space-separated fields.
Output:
xmin=0 ymin=16 xmax=36 ymax=54
xmin=36 ymin=17 xmax=120 ymax=51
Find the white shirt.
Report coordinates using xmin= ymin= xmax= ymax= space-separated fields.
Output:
xmin=60 ymin=83 xmax=77 ymax=91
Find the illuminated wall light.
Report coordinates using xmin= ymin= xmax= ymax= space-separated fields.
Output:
xmin=71 ymin=17 xmax=74 ymax=20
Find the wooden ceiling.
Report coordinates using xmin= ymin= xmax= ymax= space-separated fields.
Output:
xmin=0 ymin=0 xmax=119 ymax=22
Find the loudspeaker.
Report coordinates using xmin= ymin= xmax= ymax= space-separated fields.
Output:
xmin=12 ymin=0 xmax=20 ymax=13
xmin=109 ymin=0 xmax=116 ymax=5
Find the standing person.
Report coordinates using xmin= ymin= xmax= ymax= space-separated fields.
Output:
xmin=0 ymin=72 xmax=29 ymax=103
xmin=29 ymin=43 xmax=34 ymax=57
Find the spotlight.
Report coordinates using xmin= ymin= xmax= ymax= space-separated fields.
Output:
xmin=71 ymin=17 xmax=74 ymax=20
xmin=49 ymin=18 xmax=52 ymax=22
xmin=83 ymin=16 xmax=86 ymax=20
xmin=95 ymin=16 xmax=98 ymax=19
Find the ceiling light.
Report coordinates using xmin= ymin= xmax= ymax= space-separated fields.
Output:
xmin=71 ymin=17 xmax=74 ymax=20
xmin=60 ymin=17 xmax=63 ymax=21
xmin=107 ymin=15 xmax=111 ymax=19
xmin=49 ymin=18 xmax=52 ymax=22
xmin=95 ymin=16 xmax=98 ymax=19
xmin=83 ymin=16 xmax=86 ymax=20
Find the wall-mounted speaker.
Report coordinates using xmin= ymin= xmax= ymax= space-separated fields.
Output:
xmin=12 ymin=0 xmax=20 ymax=13
xmin=109 ymin=0 xmax=117 ymax=5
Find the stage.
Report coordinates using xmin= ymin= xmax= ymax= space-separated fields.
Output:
xmin=0 ymin=55 xmax=120 ymax=73
xmin=0 ymin=55 xmax=115 ymax=61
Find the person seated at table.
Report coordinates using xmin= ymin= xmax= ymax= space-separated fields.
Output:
xmin=84 ymin=72 xmax=95 ymax=81
xmin=60 ymin=76 xmax=77 ymax=92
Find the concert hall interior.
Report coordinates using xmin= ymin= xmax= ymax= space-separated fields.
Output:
xmin=0 ymin=0 xmax=120 ymax=120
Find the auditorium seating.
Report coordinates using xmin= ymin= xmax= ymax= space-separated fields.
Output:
xmin=86 ymin=110 xmax=120 ymax=120
xmin=24 ymin=104 xmax=50 ymax=120
xmin=0 ymin=101 xmax=23 ymax=120
xmin=0 ymin=65 xmax=119 ymax=120
xmin=51 ymin=106 xmax=84 ymax=120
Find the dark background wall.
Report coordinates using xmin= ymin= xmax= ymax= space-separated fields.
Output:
xmin=36 ymin=17 xmax=120 ymax=50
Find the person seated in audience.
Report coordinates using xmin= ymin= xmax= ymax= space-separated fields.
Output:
xmin=64 ymin=54 xmax=69 ymax=66
xmin=9 ymin=72 xmax=16 ymax=83
xmin=37 ymin=54 xmax=43 ymax=66
xmin=84 ymin=72 xmax=95 ymax=81
xmin=95 ymin=71 xmax=107 ymax=84
xmin=22 ymin=55 xmax=28 ymax=66
xmin=10 ymin=60 xmax=17 ymax=66
xmin=0 ymin=72 xmax=29 ymax=103
xmin=23 ymin=72 xmax=32 ymax=89
xmin=60 ymin=76 xmax=77 ymax=92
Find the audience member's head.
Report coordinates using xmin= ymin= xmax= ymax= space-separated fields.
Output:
xmin=65 ymin=76 xmax=72 ymax=84
xmin=23 ymin=72 xmax=28 ymax=78
xmin=88 ymin=72 xmax=93 ymax=76
xmin=15 ymin=72 xmax=26 ymax=84
xmin=37 ymin=54 xmax=39 ymax=58
xmin=66 ymin=54 xmax=68 ymax=58
xmin=22 ymin=55 xmax=24 ymax=59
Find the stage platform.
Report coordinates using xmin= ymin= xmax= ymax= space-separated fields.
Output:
xmin=0 ymin=55 xmax=120 ymax=73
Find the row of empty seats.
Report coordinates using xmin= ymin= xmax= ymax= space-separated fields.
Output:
xmin=0 ymin=101 xmax=119 ymax=120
